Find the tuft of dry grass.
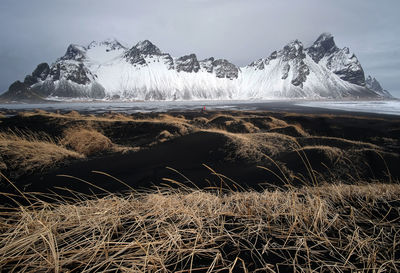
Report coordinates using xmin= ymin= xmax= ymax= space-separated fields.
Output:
xmin=297 ymin=136 xmax=380 ymax=151
xmin=0 ymin=130 xmax=83 ymax=178
xmin=299 ymin=145 xmax=344 ymax=163
xmin=157 ymin=130 xmax=173 ymax=142
xmin=207 ymin=114 xmax=260 ymax=133
xmin=225 ymin=131 xmax=299 ymax=161
xmin=66 ymin=110 xmax=81 ymax=118
xmin=61 ymin=127 xmax=113 ymax=156
xmin=0 ymin=183 xmax=399 ymax=272
xmin=192 ymin=116 xmax=209 ymax=125
xmin=269 ymin=124 xmax=309 ymax=137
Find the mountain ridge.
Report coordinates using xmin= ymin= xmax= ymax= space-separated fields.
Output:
xmin=1 ymin=33 xmax=392 ymax=102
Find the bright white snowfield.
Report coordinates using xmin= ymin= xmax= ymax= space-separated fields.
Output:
xmin=17 ymin=34 xmax=393 ymax=100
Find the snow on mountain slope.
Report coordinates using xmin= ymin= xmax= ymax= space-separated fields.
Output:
xmin=93 ymin=41 xmax=239 ymax=100
xmin=2 ymin=34 xmax=393 ymax=101
xmin=240 ymin=40 xmax=371 ymax=99
xmin=306 ymin=33 xmax=365 ymax=86
xmin=85 ymin=39 xmax=126 ymax=65
xmin=94 ymin=56 xmax=238 ymax=100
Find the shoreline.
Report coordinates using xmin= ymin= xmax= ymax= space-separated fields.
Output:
xmin=1 ymin=99 xmax=400 ymax=118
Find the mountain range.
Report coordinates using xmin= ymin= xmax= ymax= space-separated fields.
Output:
xmin=1 ymin=33 xmax=392 ymax=102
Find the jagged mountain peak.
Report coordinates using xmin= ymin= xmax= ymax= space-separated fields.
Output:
xmin=175 ymin=54 xmax=200 ymax=73
xmin=314 ymin=32 xmax=336 ymax=46
xmin=366 ymin=75 xmax=381 ymax=89
xmin=133 ymin=40 xmax=162 ymax=55
xmin=124 ymin=40 xmax=163 ymax=65
xmin=365 ymin=75 xmax=392 ymax=98
xmin=305 ymin=33 xmax=365 ymax=86
xmin=87 ymin=38 xmax=126 ymax=51
xmin=281 ymin=40 xmax=306 ymax=61
xmin=285 ymin=39 xmax=303 ymax=49
xmin=306 ymin=33 xmax=338 ymax=63
xmin=60 ymin=44 xmax=87 ymax=61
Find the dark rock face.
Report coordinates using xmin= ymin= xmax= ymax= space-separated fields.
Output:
xmin=8 ymin=81 xmax=29 ymax=94
xmin=280 ymin=41 xmax=310 ymax=88
xmin=24 ymin=63 xmax=50 ymax=85
xmin=324 ymin=47 xmax=365 ymax=86
xmin=60 ymin=44 xmax=86 ymax=61
xmin=199 ymin=58 xmax=239 ymax=79
xmin=161 ymin=54 xmax=174 ymax=70
xmin=328 ymin=56 xmax=365 ymax=86
xmin=49 ymin=63 xmax=93 ymax=85
xmin=306 ymin=33 xmax=338 ymax=63
xmin=270 ymin=51 xmax=278 ymax=60
xmin=199 ymin=57 xmax=215 ymax=73
xmin=212 ymin=59 xmax=239 ymax=79
xmin=306 ymin=34 xmax=365 ymax=86
xmin=134 ymin=40 xmax=162 ymax=55
xmin=32 ymin=63 xmax=50 ymax=80
xmin=124 ymin=40 xmax=162 ymax=65
xmin=0 ymin=81 xmax=45 ymax=102
xmin=291 ymin=61 xmax=310 ymax=88
xmin=175 ymin=54 xmax=200 ymax=73
xmin=281 ymin=64 xmax=290 ymax=80
xmin=281 ymin=40 xmax=306 ymax=61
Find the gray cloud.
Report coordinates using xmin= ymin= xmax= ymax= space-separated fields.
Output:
xmin=1 ymin=0 xmax=399 ymax=97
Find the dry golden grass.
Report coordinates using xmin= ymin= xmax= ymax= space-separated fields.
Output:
xmin=192 ymin=116 xmax=209 ymax=125
xmin=299 ymin=145 xmax=344 ymax=163
xmin=224 ymin=131 xmax=299 ymax=161
xmin=269 ymin=124 xmax=309 ymax=137
xmin=61 ymin=127 xmax=113 ymax=156
xmin=157 ymin=130 xmax=174 ymax=142
xmin=207 ymin=114 xmax=260 ymax=133
xmin=298 ymin=136 xmax=380 ymax=150
xmin=0 ymin=182 xmax=399 ymax=272
xmin=0 ymin=130 xmax=83 ymax=177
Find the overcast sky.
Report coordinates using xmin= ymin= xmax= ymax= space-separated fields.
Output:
xmin=1 ymin=0 xmax=399 ymax=97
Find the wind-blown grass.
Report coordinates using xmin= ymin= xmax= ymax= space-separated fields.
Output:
xmin=61 ymin=127 xmax=113 ymax=156
xmin=0 ymin=182 xmax=399 ymax=272
xmin=0 ymin=130 xmax=83 ymax=179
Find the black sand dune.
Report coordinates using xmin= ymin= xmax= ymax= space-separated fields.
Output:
xmin=0 ymin=107 xmax=399 ymax=203
xmin=17 ymin=131 xmax=268 ymax=196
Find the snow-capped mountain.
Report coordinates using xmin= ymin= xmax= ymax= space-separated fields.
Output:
xmin=365 ymin=75 xmax=392 ymax=98
xmin=1 ymin=34 xmax=392 ymax=101
xmin=240 ymin=39 xmax=371 ymax=99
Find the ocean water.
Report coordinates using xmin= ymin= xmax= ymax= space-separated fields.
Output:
xmin=296 ymin=100 xmax=400 ymax=116
xmin=0 ymin=100 xmax=267 ymax=114
xmin=0 ymin=100 xmax=399 ymax=116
